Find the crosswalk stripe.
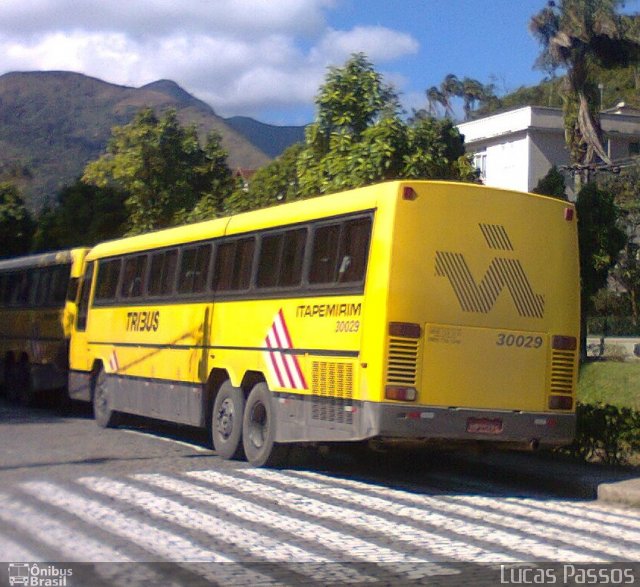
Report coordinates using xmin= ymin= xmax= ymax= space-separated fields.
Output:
xmin=187 ymin=469 xmax=519 ymax=563
xmin=135 ymin=472 xmax=445 ymax=583
xmin=509 ymin=497 xmax=640 ymax=531
xmin=78 ymin=475 xmax=375 ymax=585
xmin=295 ymin=470 xmax=638 ymax=560
xmin=0 ymin=529 xmax=42 ymax=562
xmin=0 ymin=492 xmax=134 ymax=562
xmin=448 ymin=494 xmax=640 ymax=559
xmin=20 ymin=481 xmax=276 ymax=586
xmin=244 ymin=468 xmax=610 ymax=563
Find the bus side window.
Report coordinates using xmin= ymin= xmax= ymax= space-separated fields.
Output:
xmin=309 ymin=224 xmax=340 ymax=284
xmin=50 ymin=265 xmax=71 ymax=304
xmin=338 ymin=217 xmax=372 ymax=283
xmin=148 ymin=249 xmax=178 ymax=297
xmin=257 ymin=229 xmax=306 ymax=289
xmin=213 ymin=238 xmax=255 ymax=292
xmin=94 ymin=259 xmax=121 ymax=302
xmin=257 ymin=234 xmax=281 ymax=288
xmin=177 ymin=244 xmax=211 ymax=295
xmin=121 ymin=255 xmax=148 ymax=299
xmin=76 ymin=262 xmax=94 ymax=332
xmin=36 ymin=268 xmax=51 ymax=306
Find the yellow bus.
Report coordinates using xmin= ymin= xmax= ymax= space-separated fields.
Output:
xmin=0 ymin=248 xmax=89 ymax=404
xmin=68 ymin=181 xmax=580 ymax=466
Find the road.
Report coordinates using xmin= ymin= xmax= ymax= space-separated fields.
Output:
xmin=0 ymin=398 xmax=639 ymax=586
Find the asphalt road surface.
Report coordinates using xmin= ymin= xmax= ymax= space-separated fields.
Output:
xmin=0 ymin=398 xmax=638 ymax=586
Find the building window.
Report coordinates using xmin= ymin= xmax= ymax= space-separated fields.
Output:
xmin=629 ymin=142 xmax=640 ymax=156
xmin=473 ymin=151 xmax=487 ymax=181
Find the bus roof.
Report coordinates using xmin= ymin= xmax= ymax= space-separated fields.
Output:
xmin=85 ymin=180 xmax=564 ymax=261
xmin=0 ymin=247 xmax=89 ymax=272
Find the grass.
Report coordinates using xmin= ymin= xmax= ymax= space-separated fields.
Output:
xmin=578 ymin=361 xmax=640 ymax=410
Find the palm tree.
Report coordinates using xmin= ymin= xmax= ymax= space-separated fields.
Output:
xmin=461 ymin=77 xmax=490 ymax=120
xmin=426 ymin=86 xmax=445 ymax=117
xmin=440 ymin=74 xmax=462 ymax=118
xmin=530 ymin=0 xmax=640 ymax=178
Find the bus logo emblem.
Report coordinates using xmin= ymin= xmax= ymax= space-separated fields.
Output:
xmin=264 ymin=309 xmax=308 ymax=390
xmin=435 ymin=224 xmax=545 ymax=319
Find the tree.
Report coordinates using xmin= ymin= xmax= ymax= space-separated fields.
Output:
xmin=530 ymin=0 xmax=640 ymax=177
xmin=180 ymin=131 xmax=236 ymax=223
xmin=83 ymin=108 xmax=233 ymax=234
xmin=226 ymin=54 xmax=477 ymax=213
xmin=532 ymin=165 xmax=568 ymax=199
xmin=31 ymin=180 xmax=128 ymax=251
xmin=225 ymin=143 xmax=304 ymax=214
xmin=600 ymin=163 xmax=640 ymax=325
xmin=0 ymin=183 xmax=34 ymax=257
xmin=315 ymin=52 xmax=398 ymax=139
xmin=298 ymin=54 xmax=475 ymax=197
xmin=575 ymin=182 xmax=627 ymax=356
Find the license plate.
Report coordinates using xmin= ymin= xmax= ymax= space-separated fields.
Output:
xmin=466 ymin=418 xmax=503 ymax=435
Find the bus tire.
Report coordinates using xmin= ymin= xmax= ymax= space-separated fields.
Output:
xmin=93 ymin=368 xmax=118 ymax=428
xmin=242 ymin=382 xmax=289 ymax=468
xmin=17 ymin=359 xmax=35 ymax=407
xmin=4 ymin=357 xmax=17 ymax=402
xmin=211 ymin=380 xmax=246 ymax=460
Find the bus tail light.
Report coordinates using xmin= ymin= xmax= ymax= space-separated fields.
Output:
xmin=403 ymin=186 xmax=418 ymax=200
xmin=552 ymin=335 xmax=577 ymax=351
xmin=389 ymin=322 xmax=421 ymax=338
xmin=385 ymin=386 xmax=417 ymax=402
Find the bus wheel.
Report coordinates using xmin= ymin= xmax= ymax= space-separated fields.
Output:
xmin=93 ymin=368 xmax=118 ymax=428
xmin=242 ymin=382 xmax=289 ymax=468
xmin=211 ymin=380 xmax=245 ymax=460
xmin=4 ymin=358 xmax=18 ymax=402
xmin=17 ymin=360 xmax=34 ymax=407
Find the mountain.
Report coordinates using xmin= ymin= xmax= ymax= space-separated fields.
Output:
xmin=225 ymin=116 xmax=305 ymax=158
xmin=0 ymin=71 xmax=301 ymax=211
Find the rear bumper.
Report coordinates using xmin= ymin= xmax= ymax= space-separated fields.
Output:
xmin=373 ymin=403 xmax=575 ymax=448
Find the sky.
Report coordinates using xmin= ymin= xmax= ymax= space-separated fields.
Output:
xmin=1 ymin=0 xmax=639 ymax=126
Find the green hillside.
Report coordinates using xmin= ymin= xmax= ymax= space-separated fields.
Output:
xmin=0 ymin=71 xmax=272 ymax=210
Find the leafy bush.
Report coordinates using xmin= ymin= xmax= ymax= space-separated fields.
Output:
xmin=561 ymin=402 xmax=640 ymax=465
xmin=588 ymin=316 xmax=640 ymax=336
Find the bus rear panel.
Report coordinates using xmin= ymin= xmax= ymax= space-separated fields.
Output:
xmin=372 ymin=182 xmax=579 ymax=449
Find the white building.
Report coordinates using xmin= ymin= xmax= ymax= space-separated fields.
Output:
xmin=457 ymin=104 xmax=640 ymax=197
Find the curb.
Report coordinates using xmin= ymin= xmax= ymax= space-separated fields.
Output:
xmin=597 ymin=478 xmax=640 ymax=508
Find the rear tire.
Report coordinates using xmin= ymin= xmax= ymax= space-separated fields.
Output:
xmin=93 ymin=368 xmax=118 ymax=428
xmin=211 ymin=380 xmax=245 ymax=460
xmin=242 ymin=382 xmax=289 ymax=467
xmin=17 ymin=359 xmax=35 ymax=407
xmin=4 ymin=358 xmax=18 ymax=402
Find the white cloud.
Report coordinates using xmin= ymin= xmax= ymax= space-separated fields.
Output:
xmin=314 ymin=26 xmax=419 ymax=64
xmin=0 ymin=0 xmax=419 ymax=122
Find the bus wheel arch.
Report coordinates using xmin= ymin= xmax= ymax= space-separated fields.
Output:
xmin=242 ymin=381 xmax=289 ymax=468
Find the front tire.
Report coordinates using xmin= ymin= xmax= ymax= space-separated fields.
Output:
xmin=93 ymin=368 xmax=118 ymax=428
xmin=242 ymin=382 xmax=289 ymax=467
xmin=211 ymin=380 xmax=245 ymax=460
xmin=17 ymin=359 xmax=35 ymax=407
